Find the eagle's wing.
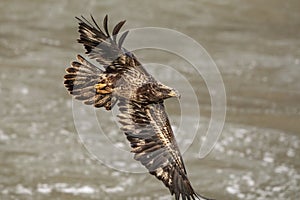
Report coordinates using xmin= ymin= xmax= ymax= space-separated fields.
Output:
xmin=64 ymin=54 xmax=118 ymax=110
xmin=65 ymin=15 xmax=150 ymax=110
xmin=76 ymin=15 xmax=128 ymax=66
xmin=118 ymin=99 xmax=207 ymax=200
xmin=76 ymin=15 xmax=149 ymax=75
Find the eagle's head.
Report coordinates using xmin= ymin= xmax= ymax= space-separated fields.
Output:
xmin=155 ymin=82 xmax=180 ymax=99
xmin=137 ymin=82 xmax=180 ymax=103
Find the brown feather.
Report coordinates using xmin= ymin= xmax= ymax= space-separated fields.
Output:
xmin=116 ymin=99 xmax=206 ymax=199
xmin=112 ymin=20 xmax=126 ymax=42
xmin=64 ymin=54 xmax=117 ymax=110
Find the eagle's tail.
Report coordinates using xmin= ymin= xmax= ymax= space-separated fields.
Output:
xmin=64 ymin=54 xmax=117 ymax=110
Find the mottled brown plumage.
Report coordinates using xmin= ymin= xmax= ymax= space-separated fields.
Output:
xmin=64 ymin=15 xmax=212 ymax=200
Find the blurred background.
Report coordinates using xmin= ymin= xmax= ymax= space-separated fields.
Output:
xmin=0 ymin=0 xmax=299 ymax=199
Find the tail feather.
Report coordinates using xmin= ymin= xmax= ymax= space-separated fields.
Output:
xmin=64 ymin=55 xmax=116 ymax=110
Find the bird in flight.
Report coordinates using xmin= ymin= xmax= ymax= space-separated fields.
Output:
xmin=64 ymin=15 xmax=212 ymax=200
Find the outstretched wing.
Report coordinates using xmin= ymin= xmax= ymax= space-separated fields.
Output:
xmin=118 ymin=99 xmax=205 ymax=200
xmin=76 ymin=15 xmax=129 ymax=66
xmin=65 ymin=15 xmax=150 ymax=110
xmin=64 ymin=54 xmax=118 ymax=110
xmin=76 ymin=15 xmax=151 ymax=77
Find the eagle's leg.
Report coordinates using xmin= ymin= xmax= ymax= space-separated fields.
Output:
xmin=95 ymin=83 xmax=106 ymax=89
xmin=94 ymin=83 xmax=113 ymax=94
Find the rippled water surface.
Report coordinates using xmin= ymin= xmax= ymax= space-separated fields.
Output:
xmin=0 ymin=0 xmax=299 ymax=200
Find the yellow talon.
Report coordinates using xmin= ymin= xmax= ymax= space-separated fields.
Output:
xmin=94 ymin=83 xmax=107 ymax=89
xmin=98 ymin=89 xmax=111 ymax=94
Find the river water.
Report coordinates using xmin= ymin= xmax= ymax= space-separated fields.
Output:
xmin=0 ymin=0 xmax=299 ymax=200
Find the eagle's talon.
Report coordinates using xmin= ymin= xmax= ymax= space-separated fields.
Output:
xmin=96 ymin=87 xmax=113 ymax=94
xmin=94 ymin=83 xmax=107 ymax=90
xmin=98 ymin=90 xmax=110 ymax=94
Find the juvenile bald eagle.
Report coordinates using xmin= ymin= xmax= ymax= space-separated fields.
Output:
xmin=64 ymin=15 xmax=211 ymax=200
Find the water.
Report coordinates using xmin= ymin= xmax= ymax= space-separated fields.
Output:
xmin=0 ymin=0 xmax=299 ymax=199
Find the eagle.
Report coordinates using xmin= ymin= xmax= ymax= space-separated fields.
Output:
xmin=64 ymin=15 xmax=212 ymax=200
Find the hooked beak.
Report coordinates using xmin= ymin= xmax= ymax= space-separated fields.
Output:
xmin=168 ymin=89 xmax=181 ymax=99
xmin=157 ymin=82 xmax=181 ymax=99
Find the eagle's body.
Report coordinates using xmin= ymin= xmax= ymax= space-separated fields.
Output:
xmin=64 ymin=15 xmax=211 ymax=200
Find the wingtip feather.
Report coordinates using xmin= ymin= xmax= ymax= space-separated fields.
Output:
xmin=103 ymin=14 xmax=110 ymax=36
